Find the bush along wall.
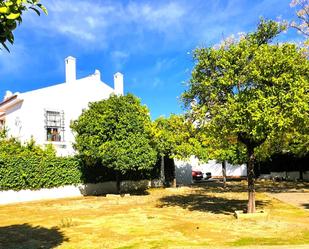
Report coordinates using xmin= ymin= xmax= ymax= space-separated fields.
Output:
xmin=0 ymin=136 xmax=158 ymax=191
xmin=0 ymin=155 xmax=82 ymax=191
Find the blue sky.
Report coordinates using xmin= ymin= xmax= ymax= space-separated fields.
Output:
xmin=0 ymin=0 xmax=302 ymax=119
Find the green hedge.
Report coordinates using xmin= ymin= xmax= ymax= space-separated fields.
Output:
xmin=0 ymin=137 xmax=157 ymax=191
xmin=0 ymin=155 xmax=82 ymax=191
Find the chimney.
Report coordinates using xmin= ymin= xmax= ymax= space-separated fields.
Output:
xmin=114 ymin=72 xmax=124 ymax=95
xmin=4 ymin=90 xmax=13 ymax=100
xmin=93 ymin=69 xmax=101 ymax=80
xmin=65 ymin=56 xmax=76 ymax=83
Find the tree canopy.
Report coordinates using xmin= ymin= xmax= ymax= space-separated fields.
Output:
xmin=182 ymin=19 xmax=309 ymax=212
xmin=153 ymin=114 xmax=206 ymax=160
xmin=0 ymin=0 xmax=47 ymax=51
xmin=71 ymin=94 xmax=157 ymax=179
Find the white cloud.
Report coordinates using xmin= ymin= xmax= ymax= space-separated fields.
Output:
xmin=57 ymin=25 xmax=96 ymax=41
xmin=127 ymin=2 xmax=186 ymax=32
xmin=18 ymin=0 xmax=294 ymax=57
xmin=22 ymin=0 xmax=189 ymax=50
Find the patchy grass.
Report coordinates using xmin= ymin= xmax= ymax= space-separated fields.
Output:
xmin=0 ymin=180 xmax=308 ymax=249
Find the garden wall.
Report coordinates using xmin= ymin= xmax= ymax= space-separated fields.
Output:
xmin=270 ymin=171 xmax=309 ymax=181
xmin=0 ymin=180 xmax=160 ymax=205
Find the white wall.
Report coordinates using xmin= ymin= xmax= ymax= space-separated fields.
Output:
xmin=174 ymin=160 xmax=193 ymax=185
xmin=0 ymin=180 xmax=153 ymax=205
xmin=175 ymin=157 xmax=247 ymax=185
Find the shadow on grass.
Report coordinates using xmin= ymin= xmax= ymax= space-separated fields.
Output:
xmin=191 ymin=181 xmax=247 ymax=194
xmin=127 ymin=189 xmax=150 ymax=196
xmin=192 ymin=180 xmax=309 ymax=194
xmin=0 ymin=223 xmax=68 ymax=249
xmin=158 ymin=194 xmax=269 ymax=215
xmin=302 ymin=203 xmax=309 ymax=209
xmin=255 ymin=180 xmax=309 ymax=193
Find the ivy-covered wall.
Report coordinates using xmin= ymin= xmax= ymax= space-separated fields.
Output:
xmin=0 ymin=155 xmax=82 ymax=191
xmin=0 ymin=136 xmax=158 ymax=191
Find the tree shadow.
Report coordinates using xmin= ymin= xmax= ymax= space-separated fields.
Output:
xmin=255 ymin=180 xmax=309 ymax=193
xmin=192 ymin=180 xmax=309 ymax=194
xmin=302 ymin=203 xmax=309 ymax=209
xmin=192 ymin=181 xmax=248 ymax=193
xmin=0 ymin=223 xmax=68 ymax=249
xmin=157 ymin=193 xmax=269 ymax=215
xmin=127 ymin=189 xmax=150 ymax=196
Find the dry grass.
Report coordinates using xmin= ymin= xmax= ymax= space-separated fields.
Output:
xmin=0 ymin=180 xmax=308 ymax=249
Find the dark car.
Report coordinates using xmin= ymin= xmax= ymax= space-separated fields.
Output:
xmin=192 ymin=170 xmax=203 ymax=181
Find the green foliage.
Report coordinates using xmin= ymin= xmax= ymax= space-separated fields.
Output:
xmin=204 ymin=133 xmax=247 ymax=165
xmin=0 ymin=135 xmax=81 ymax=191
xmin=0 ymin=0 xmax=47 ymax=51
xmin=247 ymin=18 xmax=286 ymax=45
xmin=153 ymin=114 xmax=206 ymax=160
xmin=183 ymin=19 xmax=309 ymax=159
xmin=0 ymin=155 xmax=81 ymax=191
xmin=0 ymin=135 xmax=56 ymax=157
xmin=71 ymin=94 xmax=157 ymax=175
xmin=183 ymin=19 xmax=308 ymax=211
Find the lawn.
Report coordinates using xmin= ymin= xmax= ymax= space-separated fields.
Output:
xmin=0 ymin=180 xmax=308 ymax=249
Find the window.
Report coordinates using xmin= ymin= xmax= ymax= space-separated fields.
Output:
xmin=44 ymin=110 xmax=65 ymax=142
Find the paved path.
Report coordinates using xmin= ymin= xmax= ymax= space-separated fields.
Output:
xmin=266 ymin=192 xmax=309 ymax=210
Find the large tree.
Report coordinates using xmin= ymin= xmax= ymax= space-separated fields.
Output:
xmin=71 ymin=94 xmax=157 ymax=192
xmin=182 ymin=20 xmax=309 ymax=213
xmin=0 ymin=0 xmax=47 ymax=51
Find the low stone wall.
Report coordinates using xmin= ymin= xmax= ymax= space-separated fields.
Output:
xmin=270 ymin=171 xmax=309 ymax=181
xmin=0 ymin=180 xmax=160 ymax=205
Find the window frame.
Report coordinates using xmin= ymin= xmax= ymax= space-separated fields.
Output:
xmin=44 ymin=109 xmax=65 ymax=142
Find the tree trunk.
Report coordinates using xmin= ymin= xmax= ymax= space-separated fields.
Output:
xmin=247 ymin=146 xmax=256 ymax=213
xmin=116 ymin=171 xmax=121 ymax=194
xmin=222 ymin=160 xmax=227 ymax=188
xmin=160 ymin=155 xmax=165 ymax=186
xmin=171 ymin=158 xmax=176 ymax=188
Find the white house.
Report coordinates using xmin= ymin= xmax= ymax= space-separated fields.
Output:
xmin=0 ymin=56 xmax=124 ymax=156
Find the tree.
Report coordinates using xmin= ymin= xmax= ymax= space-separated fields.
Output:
xmin=71 ymin=94 xmax=157 ymax=193
xmin=153 ymin=114 xmax=207 ymax=186
xmin=182 ymin=20 xmax=309 ymax=213
xmin=204 ymin=134 xmax=246 ymax=188
xmin=0 ymin=0 xmax=47 ymax=51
